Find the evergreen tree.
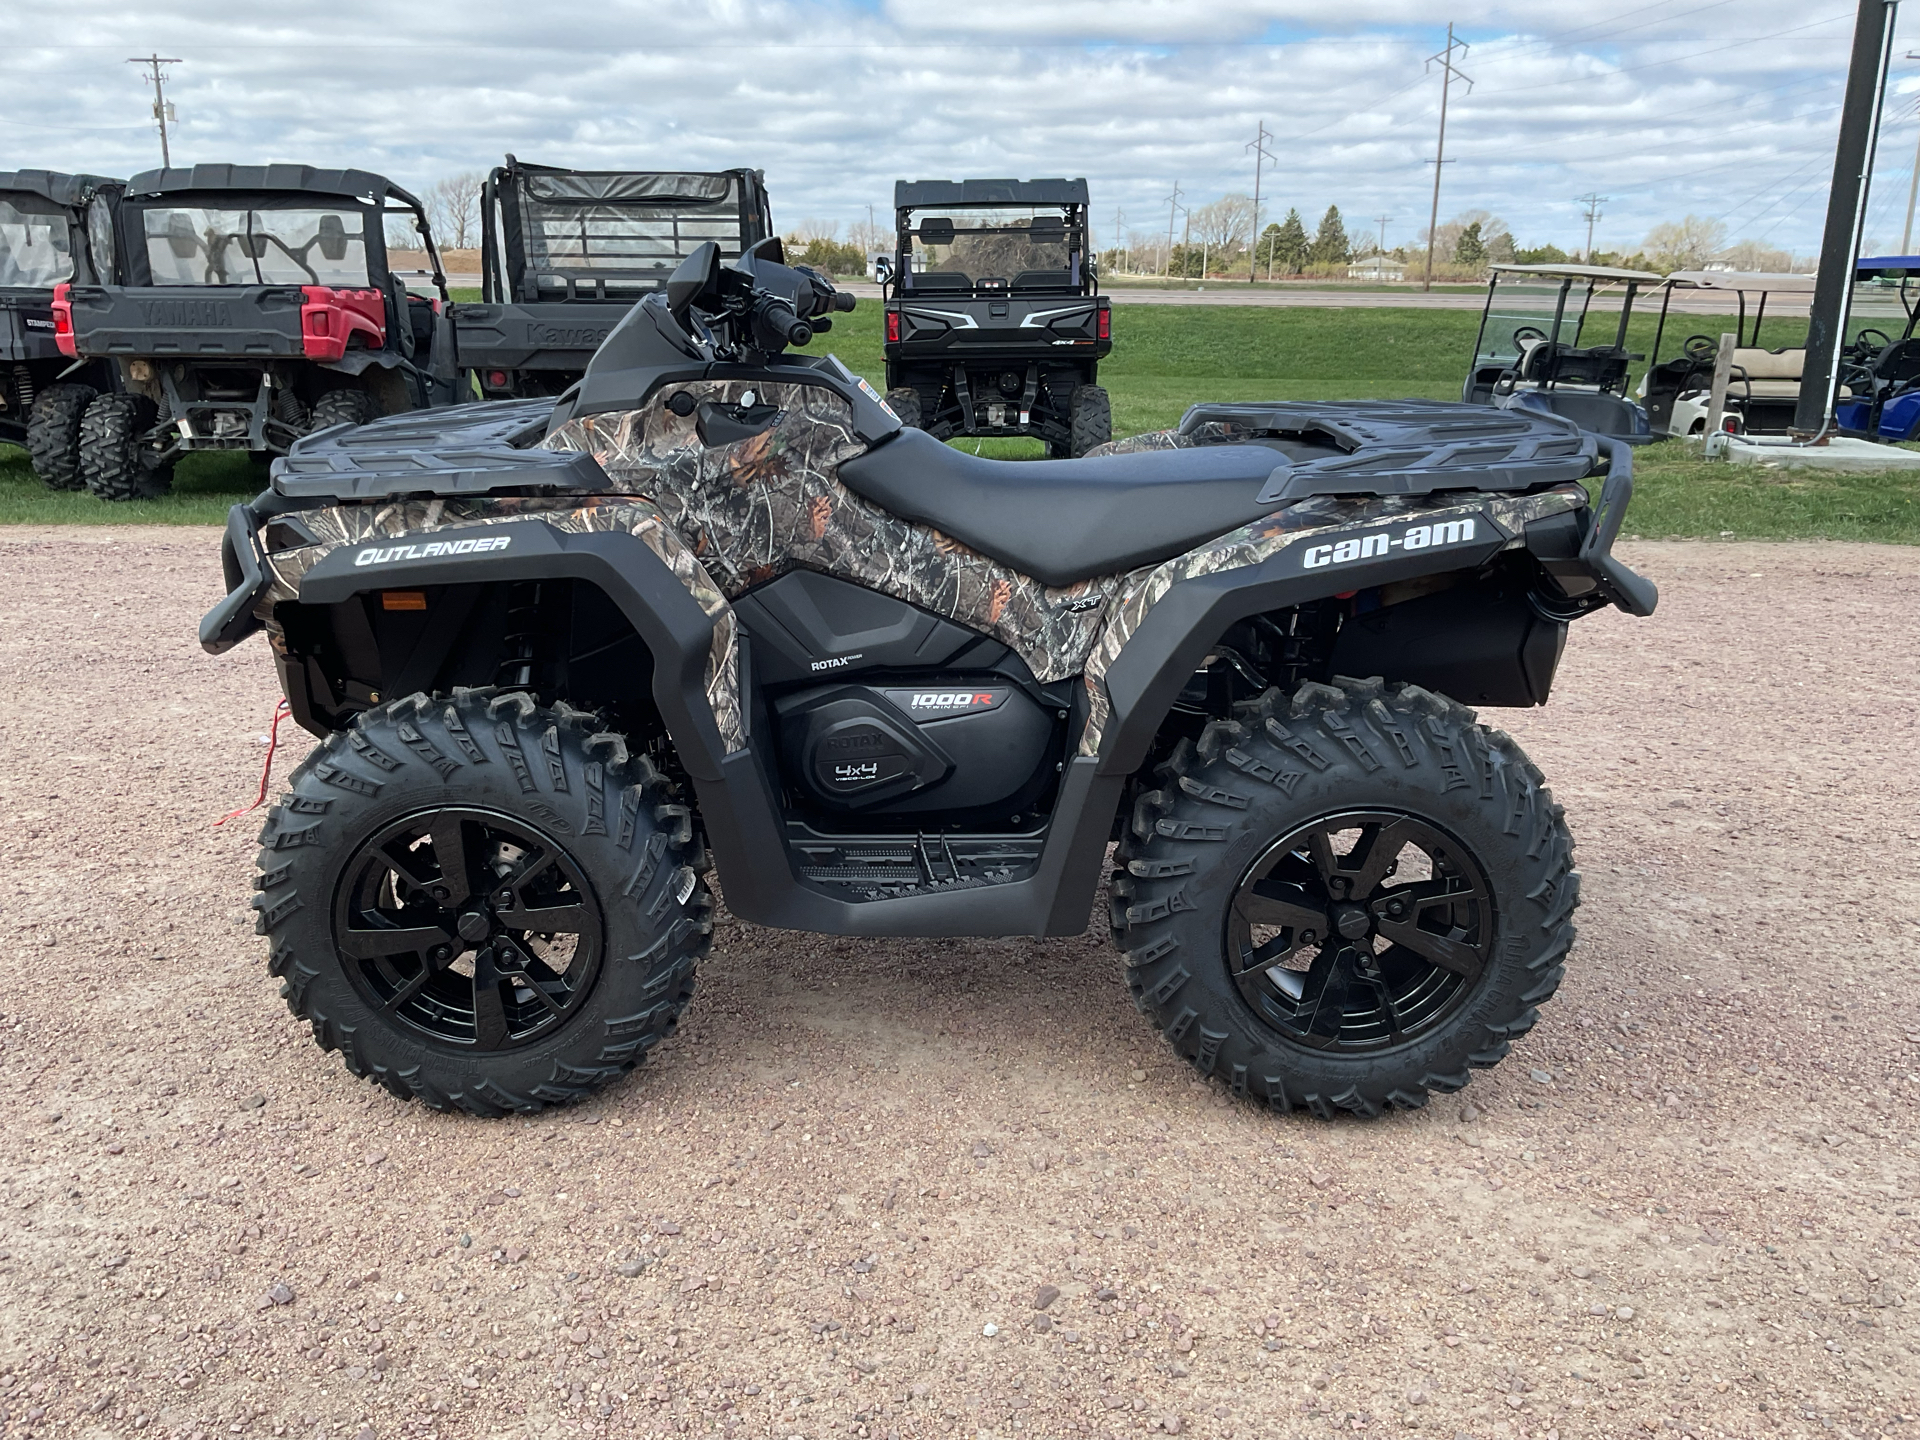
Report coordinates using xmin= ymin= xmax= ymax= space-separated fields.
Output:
xmin=1274 ymin=208 xmax=1310 ymax=274
xmin=1454 ymin=221 xmax=1486 ymax=269
xmin=1255 ymin=222 xmax=1283 ymax=276
xmin=1312 ymin=205 xmax=1350 ymax=266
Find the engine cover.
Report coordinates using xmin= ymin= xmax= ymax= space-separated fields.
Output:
xmin=775 ymin=682 xmax=1056 ymax=817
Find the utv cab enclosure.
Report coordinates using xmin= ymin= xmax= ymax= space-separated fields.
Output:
xmin=54 ymin=164 xmax=457 ymax=500
xmin=456 ymin=157 xmax=774 ymax=399
xmin=0 ymin=169 xmax=123 ymax=490
xmin=1463 ymin=264 xmax=1661 ymax=445
xmin=881 ymin=178 xmax=1111 ymax=456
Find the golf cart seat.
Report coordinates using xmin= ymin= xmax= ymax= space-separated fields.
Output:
xmin=1726 ymin=347 xmax=1853 ymax=402
xmin=1517 ymin=338 xmax=1630 ymax=391
xmin=837 ymin=426 xmax=1283 ymax=588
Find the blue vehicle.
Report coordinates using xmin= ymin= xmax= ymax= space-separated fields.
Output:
xmin=1834 ymin=255 xmax=1920 ymax=439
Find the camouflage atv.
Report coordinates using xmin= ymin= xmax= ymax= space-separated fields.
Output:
xmin=202 ymin=238 xmax=1655 ymax=1118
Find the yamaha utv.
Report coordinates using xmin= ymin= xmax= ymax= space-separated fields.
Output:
xmin=880 ymin=178 xmax=1111 ymax=456
xmin=1463 ymin=263 xmax=1660 ymax=444
xmin=456 ymin=157 xmax=773 ymax=400
xmin=202 ymin=238 xmax=1654 ymax=1119
xmin=0 ymin=169 xmax=122 ymax=489
xmin=55 ymin=164 xmax=458 ymax=500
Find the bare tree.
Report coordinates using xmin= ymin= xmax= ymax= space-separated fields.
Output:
xmin=429 ymin=172 xmax=484 ymax=250
xmin=1720 ymin=237 xmax=1797 ymax=272
xmin=1190 ymin=194 xmax=1256 ymax=257
xmin=1422 ymin=209 xmax=1512 ymax=268
xmin=787 ymin=218 xmax=841 ymax=246
xmin=1644 ymin=215 xmax=1728 ymax=272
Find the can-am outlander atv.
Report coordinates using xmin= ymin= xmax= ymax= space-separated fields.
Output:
xmin=55 ymin=164 xmax=459 ymax=500
xmin=203 ymin=239 xmax=1655 ymax=1119
xmin=0 ymin=169 xmax=123 ymax=489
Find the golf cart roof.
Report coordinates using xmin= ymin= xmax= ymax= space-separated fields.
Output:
xmin=1663 ymin=269 xmax=1819 ymax=295
xmin=124 ymin=164 xmax=424 ymax=210
xmin=0 ymin=169 xmax=120 ymax=207
xmin=1490 ymin=263 xmax=1666 ymax=284
xmin=1855 ymin=254 xmax=1920 ymax=276
xmin=894 ymin=178 xmax=1089 ymax=210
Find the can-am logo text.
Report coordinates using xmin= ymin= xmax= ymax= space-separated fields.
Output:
xmin=354 ymin=535 xmax=512 ymax=566
xmin=1301 ymin=518 xmax=1477 ymax=570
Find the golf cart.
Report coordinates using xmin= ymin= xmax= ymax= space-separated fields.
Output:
xmin=1638 ymin=270 xmax=1836 ymax=438
xmin=880 ymin=178 xmax=1111 ymax=457
xmin=1462 ymin=263 xmax=1662 ymax=444
xmin=0 ymin=169 xmax=123 ymax=489
xmin=53 ymin=164 xmax=458 ymax=499
xmin=1833 ymin=255 xmax=1920 ymax=439
xmin=455 ymin=157 xmax=774 ymax=399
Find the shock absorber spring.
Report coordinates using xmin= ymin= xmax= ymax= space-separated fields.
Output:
xmin=12 ymin=364 xmax=33 ymax=412
xmin=494 ymin=581 xmax=543 ymax=689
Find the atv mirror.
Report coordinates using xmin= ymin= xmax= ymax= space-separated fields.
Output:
xmin=165 ymin=212 xmax=199 ymax=259
xmin=918 ymin=218 xmax=955 ymax=247
xmin=873 ymin=254 xmax=894 ymax=285
xmin=316 ymin=213 xmax=349 ymax=263
xmin=743 ymin=235 xmax=786 ymax=265
xmin=1028 ymin=216 xmax=1066 ymax=242
xmin=240 ymin=233 xmax=269 ymax=259
xmin=666 ymin=241 xmax=723 ymax=325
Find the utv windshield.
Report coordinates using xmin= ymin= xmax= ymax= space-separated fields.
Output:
xmin=0 ymin=196 xmax=75 ymax=289
xmin=1472 ymin=277 xmax=1620 ymax=366
xmin=140 ymin=203 xmax=372 ymax=286
xmin=905 ymin=207 xmax=1078 ymax=291
xmin=515 ymin=172 xmax=750 ymax=293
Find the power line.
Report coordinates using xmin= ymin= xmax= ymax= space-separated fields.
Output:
xmin=1423 ymin=22 xmax=1474 ymax=292
xmin=126 ymin=54 xmax=181 ymax=167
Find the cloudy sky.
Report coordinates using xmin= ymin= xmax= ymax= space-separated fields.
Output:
xmin=7 ymin=0 xmax=1916 ymax=258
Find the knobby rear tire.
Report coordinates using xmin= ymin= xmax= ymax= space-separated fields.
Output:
xmin=79 ymin=393 xmax=173 ymax=501
xmin=1110 ymin=677 xmax=1578 ymax=1118
xmin=25 ymin=382 xmax=96 ymax=490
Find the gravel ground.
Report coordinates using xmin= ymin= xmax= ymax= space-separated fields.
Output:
xmin=0 ymin=528 xmax=1915 ymax=1440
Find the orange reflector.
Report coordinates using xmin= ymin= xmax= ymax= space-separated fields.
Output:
xmin=381 ymin=591 xmax=427 ymax=611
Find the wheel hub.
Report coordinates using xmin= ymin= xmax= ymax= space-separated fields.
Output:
xmin=456 ymin=909 xmax=494 ymax=944
xmin=1333 ymin=904 xmax=1372 ymax=941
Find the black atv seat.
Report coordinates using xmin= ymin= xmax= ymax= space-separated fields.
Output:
xmin=836 ymin=427 xmax=1285 ymax=588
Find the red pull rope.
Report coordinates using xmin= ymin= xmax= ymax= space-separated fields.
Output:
xmin=215 ymin=699 xmax=293 ymax=828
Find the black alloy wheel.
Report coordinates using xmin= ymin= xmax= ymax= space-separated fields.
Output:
xmin=333 ymin=807 xmax=605 ymax=1052
xmin=1226 ymin=810 xmax=1493 ymax=1053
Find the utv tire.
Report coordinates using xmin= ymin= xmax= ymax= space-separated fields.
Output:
xmin=78 ymin=393 xmax=173 ymax=501
xmin=884 ymin=386 xmax=922 ymax=429
xmin=310 ymin=388 xmax=376 ymax=433
xmin=253 ymin=690 xmax=713 ymax=1115
xmin=1069 ymin=384 xmax=1112 ymax=457
xmin=1110 ymin=677 xmax=1577 ymax=1118
xmin=25 ymin=382 xmax=96 ymax=490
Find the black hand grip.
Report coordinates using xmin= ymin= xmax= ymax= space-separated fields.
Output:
xmin=832 ymin=290 xmax=857 ymax=313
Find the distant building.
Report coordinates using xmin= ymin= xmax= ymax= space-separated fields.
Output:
xmin=1347 ymin=256 xmax=1406 ymax=282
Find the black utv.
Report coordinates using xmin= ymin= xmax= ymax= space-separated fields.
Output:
xmin=455 ymin=157 xmax=773 ymax=399
xmin=881 ymin=178 xmax=1111 ymax=456
xmin=56 ymin=164 xmax=459 ymax=500
xmin=201 ymin=238 xmax=1655 ymax=1122
xmin=0 ymin=169 xmax=123 ymax=489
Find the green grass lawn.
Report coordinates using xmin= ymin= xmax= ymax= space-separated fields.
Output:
xmin=5 ymin=301 xmax=1917 ymax=541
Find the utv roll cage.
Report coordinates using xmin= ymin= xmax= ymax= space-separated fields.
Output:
xmin=458 ymin=157 xmax=774 ymax=398
xmin=0 ymin=169 xmax=122 ymax=454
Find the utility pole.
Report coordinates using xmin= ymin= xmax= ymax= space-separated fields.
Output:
xmin=1113 ymin=207 xmax=1128 ymax=274
xmin=1163 ymin=181 xmax=1183 ymax=278
xmin=1422 ymin=23 xmax=1473 ymax=293
xmin=1247 ymin=120 xmax=1275 ymax=284
xmin=1796 ymin=0 xmax=1898 ymax=436
xmin=1373 ymin=213 xmax=1391 ymax=254
xmin=1577 ymin=193 xmax=1607 ymax=262
xmin=128 ymin=55 xmax=182 ymax=168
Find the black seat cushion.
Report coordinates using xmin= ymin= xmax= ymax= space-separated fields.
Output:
xmin=835 ymin=427 xmax=1286 ymax=588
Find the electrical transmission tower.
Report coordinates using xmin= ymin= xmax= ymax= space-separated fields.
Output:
xmin=128 ymin=54 xmax=183 ymax=167
xmin=1577 ymin=193 xmax=1607 ymax=261
xmin=1113 ymin=207 xmax=1129 ymax=274
xmin=1247 ymin=121 xmax=1275 ymax=283
xmin=1163 ymin=182 xmax=1184 ymax=278
xmin=1422 ymin=24 xmax=1473 ymax=292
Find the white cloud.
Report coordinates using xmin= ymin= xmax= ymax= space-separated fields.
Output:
xmin=1 ymin=0 xmax=1905 ymax=257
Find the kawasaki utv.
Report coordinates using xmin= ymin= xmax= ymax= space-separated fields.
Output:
xmin=201 ymin=238 xmax=1654 ymax=1119
xmin=454 ymin=156 xmax=773 ymax=400
xmin=880 ymin=178 xmax=1111 ymax=456
xmin=1462 ymin=263 xmax=1661 ymax=444
xmin=54 ymin=164 xmax=459 ymax=500
xmin=0 ymin=169 xmax=123 ymax=489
